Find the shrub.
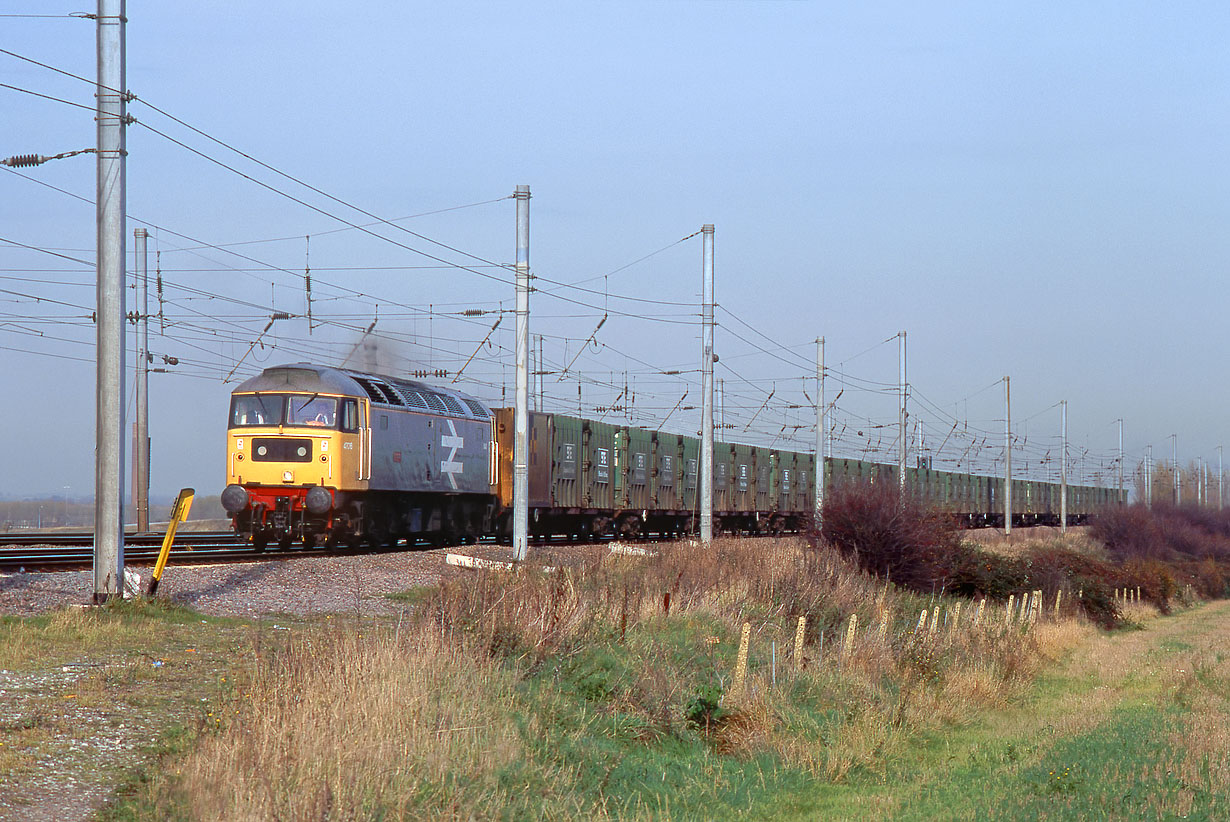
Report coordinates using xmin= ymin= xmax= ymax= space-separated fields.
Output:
xmin=937 ymin=542 xmax=1028 ymax=600
xmin=1024 ymin=545 xmax=1124 ymax=627
xmin=819 ymin=480 xmax=959 ymax=593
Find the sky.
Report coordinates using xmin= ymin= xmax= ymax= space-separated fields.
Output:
xmin=2 ymin=1 xmax=1228 ymax=501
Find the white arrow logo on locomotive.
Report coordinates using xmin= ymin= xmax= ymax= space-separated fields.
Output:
xmin=440 ymin=420 xmax=465 ymax=489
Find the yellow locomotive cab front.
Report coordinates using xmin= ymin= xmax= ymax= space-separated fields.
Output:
xmin=223 ymin=390 xmax=370 ymax=548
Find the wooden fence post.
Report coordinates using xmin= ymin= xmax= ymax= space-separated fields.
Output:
xmin=732 ymin=622 xmax=751 ymax=698
xmin=842 ymin=613 xmax=858 ymax=658
xmin=793 ymin=615 xmax=807 ymax=669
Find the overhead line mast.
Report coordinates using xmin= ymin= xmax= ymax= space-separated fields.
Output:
xmin=512 ymin=185 xmax=530 ymax=562
xmin=94 ymin=0 xmax=127 ymax=602
xmin=699 ymin=224 xmax=715 ymax=545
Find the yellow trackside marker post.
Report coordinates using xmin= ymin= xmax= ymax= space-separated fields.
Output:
xmin=951 ymin=601 xmax=962 ymax=632
xmin=148 ymin=488 xmax=194 ymax=596
xmin=793 ymin=616 xmax=807 ymax=669
xmin=974 ymin=598 xmax=986 ymax=628
xmin=1054 ymin=589 xmax=1063 ymax=620
xmin=878 ymin=608 xmax=889 ymax=642
xmin=1006 ymin=594 xmax=1015 ymax=626
xmin=916 ymin=609 xmax=928 ymax=633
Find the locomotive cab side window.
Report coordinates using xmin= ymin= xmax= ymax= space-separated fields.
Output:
xmin=340 ymin=399 xmax=359 ymax=433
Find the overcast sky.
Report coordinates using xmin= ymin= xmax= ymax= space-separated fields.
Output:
xmin=2 ymin=1 xmax=1228 ymax=500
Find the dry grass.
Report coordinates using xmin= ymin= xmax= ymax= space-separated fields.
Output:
xmin=133 ymin=536 xmax=1183 ymax=818
xmin=159 ymin=625 xmax=530 ymax=821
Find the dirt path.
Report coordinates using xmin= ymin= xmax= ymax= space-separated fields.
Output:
xmin=827 ymin=601 xmax=1230 ymax=819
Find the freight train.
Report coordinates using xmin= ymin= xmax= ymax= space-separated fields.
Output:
xmin=220 ymin=363 xmax=1121 ymax=549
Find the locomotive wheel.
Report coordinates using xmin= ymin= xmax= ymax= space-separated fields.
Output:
xmin=277 ymin=535 xmax=292 ymax=551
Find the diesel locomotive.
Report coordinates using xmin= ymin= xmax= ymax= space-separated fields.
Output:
xmin=221 ymin=363 xmax=1120 ymax=549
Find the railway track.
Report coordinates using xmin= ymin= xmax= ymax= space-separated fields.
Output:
xmin=0 ymin=527 xmax=799 ymax=572
xmin=0 ymin=531 xmax=253 ymax=572
xmin=0 ymin=530 xmax=608 ymax=572
xmin=0 ymin=530 xmax=239 ymax=548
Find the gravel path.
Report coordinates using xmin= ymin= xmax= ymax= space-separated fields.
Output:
xmin=0 ymin=543 xmax=610 ymax=618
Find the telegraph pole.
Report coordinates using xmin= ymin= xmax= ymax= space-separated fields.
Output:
xmin=898 ymin=331 xmax=907 ymax=493
xmin=512 ymin=185 xmax=530 ymax=561
xmin=1004 ymin=376 xmax=1012 ymax=536
xmin=133 ymin=227 xmax=149 ymax=532
xmin=699 ymin=224 xmax=715 ymax=545
xmin=1060 ymin=400 xmax=1067 ymax=534
xmin=94 ymin=0 xmax=127 ymax=602
xmin=814 ymin=337 xmax=825 ymax=524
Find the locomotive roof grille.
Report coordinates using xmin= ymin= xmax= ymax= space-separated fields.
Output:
xmin=422 ymin=393 xmax=449 ymax=413
xmin=374 ymin=381 xmax=403 ymax=406
xmin=351 ymin=376 xmax=387 ymax=404
xmin=463 ymin=399 xmax=490 ymax=418
xmin=245 ymin=363 xmax=491 ymax=418
xmin=396 ymin=388 xmax=428 ymax=409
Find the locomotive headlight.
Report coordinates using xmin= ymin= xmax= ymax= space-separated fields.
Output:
xmin=220 ymin=484 xmax=249 ymax=514
xmin=282 ymin=470 xmax=294 ymax=483
xmin=305 ymin=485 xmax=333 ymax=515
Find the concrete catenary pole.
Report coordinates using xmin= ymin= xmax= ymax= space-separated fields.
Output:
xmin=94 ymin=0 xmax=127 ymax=602
xmin=699 ymin=224 xmax=715 ymax=544
xmin=1145 ymin=447 xmax=1153 ymax=507
xmin=133 ymin=227 xmax=149 ymax=533
xmin=1004 ymin=376 xmax=1012 ymax=536
xmin=537 ymin=334 xmax=545 ymax=412
xmin=1060 ymin=400 xmax=1067 ymax=534
xmin=529 ymin=332 xmax=537 ymax=413
xmin=512 ymin=185 xmax=530 ymax=561
xmin=1117 ymin=418 xmax=1124 ymax=505
xmin=898 ymin=331 xmax=907 ymax=493
xmin=1197 ymin=458 xmax=1203 ymax=507
xmin=814 ymin=337 xmax=825 ymax=524
xmin=1219 ymin=445 xmax=1224 ymax=510
xmin=1172 ymin=434 xmax=1179 ymax=505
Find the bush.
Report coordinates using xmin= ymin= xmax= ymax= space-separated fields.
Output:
xmin=938 ymin=542 xmax=1028 ymax=600
xmin=819 ymin=480 xmax=959 ymax=593
xmin=1024 ymin=545 xmax=1124 ymax=627
xmin=1092 ymin=504 xmax=1230 ymax=563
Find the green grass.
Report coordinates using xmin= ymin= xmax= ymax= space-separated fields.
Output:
xmin=510 ymin=623 xmax=822 ymax=819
